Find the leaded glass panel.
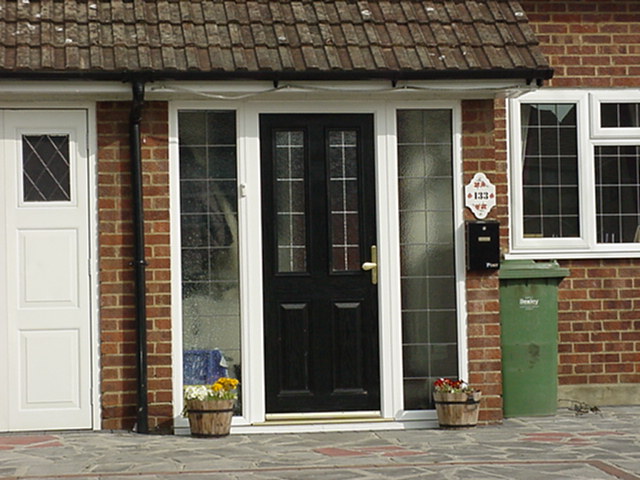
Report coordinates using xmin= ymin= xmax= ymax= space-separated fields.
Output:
xmin=397 ymin=109 xmax=458 ymax=410
xmin=328 ymin=130 xmax=360 ymax=272
xmin=601 ymin=103 xmax=640 ymax=128
xmin=22 ymin=135 xmax=71 ymax=202
xmin=520 ymin=104 xmax=580 ymax=238
xmin=275 ymin=131 xmax=307 ymax=273
xmin=178 ymin=110 xmax=242 ymax=413
xmin=595 ymin=145 xmax=640 ymax=243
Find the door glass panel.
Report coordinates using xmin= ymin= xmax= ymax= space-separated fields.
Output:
xmin=397 ymin=110 xmax=458 ymax=410
xmin=275 ymin=131 xmax=307 ymax=273
xmin=328 ymin=130 xmax=360 ymax=272
xmin=22 ymin=135 xmax=71 ymax=202
xmin=178 ymin=110 xmax=241 ymax=413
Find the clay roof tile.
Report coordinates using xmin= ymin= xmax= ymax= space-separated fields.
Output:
xmin=0 ymin=0 xmax=551 ymax=80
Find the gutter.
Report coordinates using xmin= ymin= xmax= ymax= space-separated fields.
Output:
xmin=0 ymin=66 xmax=554 ymax=84
xmin=129 ymin=79 xmax=149 ymax=434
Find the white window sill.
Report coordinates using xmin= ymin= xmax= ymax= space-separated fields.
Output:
xmin=505 ymin=249 xmax=640 ymax=260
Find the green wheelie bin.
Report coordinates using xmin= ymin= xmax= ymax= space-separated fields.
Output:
xmin=499 ymin=260 xmax=569 ymax=417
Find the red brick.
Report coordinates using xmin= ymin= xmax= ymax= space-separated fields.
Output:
xmin=575 ymin=364 xmax=603 ymax=374
xmin=574 ymin=343 xmax=604 ymax=353
xmin=587 ymin=375 xmax=618 ymax=384
xmin=605 ymin=363 xmax=634 ymax=373
xmin=97 ymin=101 xmax=172 ymax=431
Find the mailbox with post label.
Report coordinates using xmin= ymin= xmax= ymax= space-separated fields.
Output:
xmin=465 ymin=220 xmax=500 ymax=271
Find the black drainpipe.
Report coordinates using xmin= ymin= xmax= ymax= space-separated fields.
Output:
xmin=129 ymin=79 xmax=149 ymax=434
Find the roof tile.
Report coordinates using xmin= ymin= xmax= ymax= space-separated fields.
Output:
xmin=138 ymin=44 xmax=153 ymax=69
xmin=341 ymin=22 xmax=359 ymax=47
xmin=422 ymin=2 xmax=449 ymax=24
xmin=42 ymin=44 xmax=55 ymax=69
xmin=156 ymin=1 xmax=172 ymax=23
xmin=283 ymin=23 xmax=300 ymax=48
xmin=227 ymin=22 xmax=242 ymax=46
xmin=391 ymin=44 xmax=410 ymax=69
xmin=141 ymin=1 xmax=158 ymax=24
xmin=369 ymin=44 xmax=387 ymax=69
xmin=0 ymin=0 xmax=551 ymax=80
xmin=177 ymin=1 xmax=193 ymax=23
xmin=184 ymin=46 xmax=200 ymax=70
xmin=296 ymin=19 xmax=314 ymax=45
xmin=277 ymin=44 xmax=296 ymax=70
xmin=302 ymin=44 xmax=320 ymax=69
xmin=362 ymin=22 xmax=380 ymax=46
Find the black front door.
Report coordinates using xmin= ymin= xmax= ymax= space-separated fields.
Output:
xmin=261 ymin=114 xmax=380 ymax=414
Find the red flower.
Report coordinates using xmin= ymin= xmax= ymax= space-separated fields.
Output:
xmin=433 ymin=378 xmax=474 ymax=393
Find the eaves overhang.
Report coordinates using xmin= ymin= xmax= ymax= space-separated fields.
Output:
xmin=0 ymin=66 xmax=554 ymax=85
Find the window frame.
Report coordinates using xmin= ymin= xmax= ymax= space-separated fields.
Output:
xmin=509 ymin=90 xmax=640 ymax=258
xmin=590 ymin=91 xmax=640 ymax=139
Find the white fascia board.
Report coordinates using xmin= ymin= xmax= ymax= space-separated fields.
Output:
xmin=0 ymin=78 xmax=537 ymax=102
xmin=0 ymin=81 xmax=132 ymax=101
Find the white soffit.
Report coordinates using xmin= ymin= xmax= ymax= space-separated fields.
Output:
xmin=0 ymin=79 xmax=538 ymax=102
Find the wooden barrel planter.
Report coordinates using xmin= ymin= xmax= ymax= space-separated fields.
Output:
xmin=433 ymin=391 xmax=482 ymax=428
xmin=186 ymin=399 xmax=235 ymax=437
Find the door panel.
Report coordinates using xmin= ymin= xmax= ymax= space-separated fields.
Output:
xmin=279 ymin=302 xmax=311 ymax=394
xmin=1 ymin=110 xmax=92 ymax=431
xmin=332 ymin=301 xmax=365 ymax=392
xmin=261 ymin=114 xmax=379 ymax=414
xmin=21 ymin=330 xmax=80 ymax=406
xmin=20 ymin=229 xmax=79 ymax=306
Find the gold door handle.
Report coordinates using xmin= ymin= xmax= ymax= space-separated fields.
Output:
xmin=361 ymin=245 xmax=378 ymax=285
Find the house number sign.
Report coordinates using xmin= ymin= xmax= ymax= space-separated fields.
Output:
xmin=465 ymin=172 xmax=496 ymax=219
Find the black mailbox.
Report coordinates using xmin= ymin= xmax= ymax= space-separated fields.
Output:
xmin=466 ymin=221 xmax=500 ymax=271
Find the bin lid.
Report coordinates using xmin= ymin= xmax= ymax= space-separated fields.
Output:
xmin=499 ymin=259 xmax=569 ymax=279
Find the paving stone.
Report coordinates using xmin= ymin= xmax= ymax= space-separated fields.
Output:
xmin=0 ymin=407 xmax=639 ymax=480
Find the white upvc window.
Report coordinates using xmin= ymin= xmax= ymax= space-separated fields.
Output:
xmin=509 ymin=90 xmax=640 ymax=258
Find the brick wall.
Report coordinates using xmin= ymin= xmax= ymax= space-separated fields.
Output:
xmin=517 ymin=0 xmax=640 ymax=397
xmin=462 ymin=99 xmax=504 ymax=423
xmin=521 ymin=0 xmax=640 ymax=88
xmin=97 ymin=101 xmax=173 ymax=432
xmin=558 ymin=260 xmax=640 ymax=387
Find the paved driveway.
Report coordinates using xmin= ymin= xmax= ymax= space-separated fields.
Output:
xmin=1 ymin=407 xmax=639 ymax=479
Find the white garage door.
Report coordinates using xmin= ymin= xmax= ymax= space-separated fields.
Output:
xmin=0 ymin=110 xmax=93 ymax=431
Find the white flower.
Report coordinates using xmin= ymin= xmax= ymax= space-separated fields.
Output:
xmin=184 ymin=384 xmax=212 ymax=401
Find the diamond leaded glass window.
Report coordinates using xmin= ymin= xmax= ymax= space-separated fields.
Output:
xmin=22 ymin=135 xmax=71 ymax=202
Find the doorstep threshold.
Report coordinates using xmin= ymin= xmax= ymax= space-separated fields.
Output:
xmin=263 ymin=411 xmax=387 ymax=425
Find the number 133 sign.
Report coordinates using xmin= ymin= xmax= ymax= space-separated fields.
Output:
xmin=465 ymin=172 xmax=496 ymax=219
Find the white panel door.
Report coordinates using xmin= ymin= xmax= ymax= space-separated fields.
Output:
xmin=1 ymin=110 xmax=93 ymax=431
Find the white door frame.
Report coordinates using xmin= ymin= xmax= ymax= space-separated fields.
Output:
xmin=0 ymin=105 xmax=99 ymax=432
xmin=170 ymin=97 xmax=467 ymax=432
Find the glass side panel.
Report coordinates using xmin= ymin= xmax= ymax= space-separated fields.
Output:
xmin=275 ymin=130 xmax=307 ymax=273
xmin=328 ymin=130 xmax=360 ymax=272
xmin=397 ymin=109 xmax=458 ymax=410
xmin=22 ymin=135 xmax=71 ymax=202
xmin=520 ymin=104 xmax=580 ymax=238
xmin=178 ymin=110 xmax=242 ymax=413
xmin=601 ymin=103 xmax=640 ymax=128
xmin=595 ymin=145 xmax=640 ymax=243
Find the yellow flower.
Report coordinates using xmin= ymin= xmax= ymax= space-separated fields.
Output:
xmin=226 ymin=379 xmax=239 ymax=389
xmin=216 ymin=377 xmax=239 ymax=391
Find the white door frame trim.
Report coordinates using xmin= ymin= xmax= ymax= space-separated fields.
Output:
xmin=170 ymin=98 xmax=467 ymax=432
